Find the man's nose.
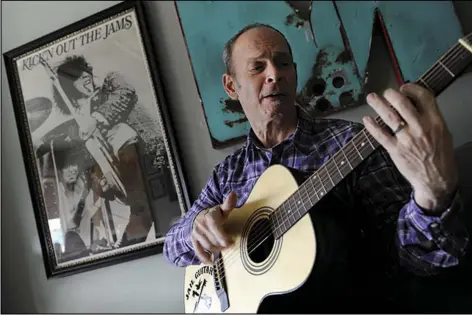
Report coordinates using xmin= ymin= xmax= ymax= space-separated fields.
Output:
xmin=265 ymin=63 xmax=281 ymax=83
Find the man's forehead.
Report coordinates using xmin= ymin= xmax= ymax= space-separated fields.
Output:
xmin=234 ymin=27 xmax=290 ymax=57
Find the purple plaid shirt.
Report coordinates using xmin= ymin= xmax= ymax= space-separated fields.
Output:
xmin=164 ymin=110 xmax=469 ymax=275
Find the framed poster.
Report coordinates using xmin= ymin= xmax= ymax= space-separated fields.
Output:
xmin=3 ymin=0 xmax=191 ymax=277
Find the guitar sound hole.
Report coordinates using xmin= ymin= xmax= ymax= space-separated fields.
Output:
xmin=247 ymin=218 xmax=274 ymax=264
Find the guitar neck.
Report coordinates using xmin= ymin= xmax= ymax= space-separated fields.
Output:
xmin=271 ymin=33 xmax=472 ymax=239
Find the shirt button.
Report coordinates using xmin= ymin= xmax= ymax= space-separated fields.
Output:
xmin=430 ymin=222 xmax=440 ymax=230
xmin=428 ymin=222 xmax=442 ymax=236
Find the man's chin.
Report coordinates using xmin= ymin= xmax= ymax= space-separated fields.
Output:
xmin=262 ymin=99 xmax=294 ymax=114
xmin=261 ymin=107 xmax=288 ymax=122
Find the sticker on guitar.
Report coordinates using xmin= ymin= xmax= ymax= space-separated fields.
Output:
xmin=185 ymin=265 xmax=215 ymax=313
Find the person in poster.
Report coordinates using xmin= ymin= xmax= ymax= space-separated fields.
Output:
xmin=31 ymin=53 xmax=154 ymax=261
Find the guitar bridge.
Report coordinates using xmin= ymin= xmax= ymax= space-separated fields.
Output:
xmin=213 ymin=252 xmax=229 ymax=312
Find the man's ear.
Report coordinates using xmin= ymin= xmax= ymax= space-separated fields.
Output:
xmin=222 ymin=73 xmax=238 ymax=100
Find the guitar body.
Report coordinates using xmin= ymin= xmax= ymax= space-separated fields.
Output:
xmin=183 ymin=165 xmax=316 ymax=313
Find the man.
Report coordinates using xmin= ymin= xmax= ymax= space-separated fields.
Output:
xmin=33 ymin=55 xmax=153 ymax=248
xmin=54 ymin=146 xmax=90 ymax=233
xmin=42 ymin=145 xmax=95 ymax=262
xmin=164 ymin=24 xmax=470 ymax=312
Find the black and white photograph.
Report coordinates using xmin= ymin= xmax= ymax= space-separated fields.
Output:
xmin=4 ymin=1 xmax=191 ymax=277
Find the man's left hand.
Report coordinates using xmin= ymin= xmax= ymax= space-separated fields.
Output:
xmin=363 ymin=83 xmax=457 ymax=214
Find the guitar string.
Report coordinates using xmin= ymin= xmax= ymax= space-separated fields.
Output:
xmin=209 ymin=39 xmax=471 ymax=280
xmin=204 ymin=33 xmax=472 ymax=281
xmin=208 ymin=34 xmax=472 ymax=278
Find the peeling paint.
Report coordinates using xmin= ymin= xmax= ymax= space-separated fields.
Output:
xmin=297 ymin=49 xmax=329 ymax=105
xmin=220 ymin=98 xmax=244 ymax=114
xmin=297 ymin=45 xmax=364 ymax=117
xmin=285 ymin=13 xmax=305 ymax=29
xmin=335 ymin=50 xmax=351 ymax=64
xmin=285 ymin=1 xmax=317 ymax=46
xmin=224 ymin=118 xmax=248 ymax=128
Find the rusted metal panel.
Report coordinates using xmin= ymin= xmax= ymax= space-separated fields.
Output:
xmin=335 ymin=1 xmax=463 ymax=85
xmin=175 ymin=1 xmax=462 ymax=149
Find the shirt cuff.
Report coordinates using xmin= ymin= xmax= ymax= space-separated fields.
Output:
xmin=407 ymin=189 xmax=461 ymax=246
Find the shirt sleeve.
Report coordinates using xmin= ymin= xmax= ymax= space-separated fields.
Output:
xmin=163 ymin=165 xmax=224 ymax=267
xmin=354 ymin=147 xmax=469 ymax=276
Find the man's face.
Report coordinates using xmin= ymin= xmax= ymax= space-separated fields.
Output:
xmin=222 ymin=27 xmax=298 ymax=124
xmin=61 ymin=164 xmax=79 ymax=184
xmin=72 ymin=71 xmax=95 ymax=98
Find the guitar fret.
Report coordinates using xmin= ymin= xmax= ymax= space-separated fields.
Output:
xmin=341 ymin=148 xmax=353 ymax=170
xmin=292 ymin=193 xmax=298 ymax=222
xmin=281 ymin=206 xmax=288 ymax=231
xmin=291 ymin=195 xmax=298 ymax=223
xmin=333 ymin=154 xmax=343 ymax=178
xmin=286 ymin=201 xmax=294 ymax=226
xmin=296 ymin=191 xmax=304 ymax=218
xmin=298 ymin=187 xmax=308 ymax=212
xmin=336 ymin=152 xmax=350 ymax=178
xmin=419 ymin=77 xmax=434 ymax=93
xmin=272 ymin=210 xmax=280 ymax=238
xmin=309 ymin=176 xmax=320 ymax=200
xmin=304 ymin=185 xmax=314 ymax=208
xmin=353 ymin=141 xmax=363 ymax=159
xmin=364 ymin=131 xmax=375 ymax=150
xmin=324 ymin=166 xmax=335 ymax=187
xmin=317 ymin=174 xmax=327 ymax=196
xmin=438 ymin=60 xmax=455 ymax=77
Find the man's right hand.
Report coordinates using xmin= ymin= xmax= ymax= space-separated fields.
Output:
xmin=191 ymin=192 xmax=237 ymax=264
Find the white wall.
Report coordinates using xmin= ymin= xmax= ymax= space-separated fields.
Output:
xmin=2 ymin=1 xmax=472 ymax=313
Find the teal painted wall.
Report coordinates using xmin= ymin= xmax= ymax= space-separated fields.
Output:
xmin=175 ymin=1 xmax=463 ymax=148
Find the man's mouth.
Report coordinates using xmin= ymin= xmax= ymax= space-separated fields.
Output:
xmin=263 ymin=92 xmax=285 ymax=99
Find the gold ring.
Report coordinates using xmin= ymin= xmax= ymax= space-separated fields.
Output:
xmin=394 ymin=120 xmax=406 ymax=134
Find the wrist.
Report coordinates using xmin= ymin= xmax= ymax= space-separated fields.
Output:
xmin=413 ymin=185 xmax=458 ymax=215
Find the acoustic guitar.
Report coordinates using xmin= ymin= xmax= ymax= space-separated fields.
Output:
xmin=183 ymin=33 xmax=472 ymax=313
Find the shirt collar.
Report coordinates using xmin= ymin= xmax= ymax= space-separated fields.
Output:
xmin=245 ymin=106 xmax=315 ymax=151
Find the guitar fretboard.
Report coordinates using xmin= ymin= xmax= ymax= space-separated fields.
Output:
xmin=271 ymin=33 xmax=472 ymax=239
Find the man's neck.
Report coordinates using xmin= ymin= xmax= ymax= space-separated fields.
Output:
xmin=252 ymin=111 xmax=298 ymax=148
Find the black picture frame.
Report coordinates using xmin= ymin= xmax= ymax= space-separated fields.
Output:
xmin=3 ymin=0 xmax=191 ymax=278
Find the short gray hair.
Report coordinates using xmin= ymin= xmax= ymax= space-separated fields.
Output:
xmin=222 ymin=23 xmax=293 ymax=76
